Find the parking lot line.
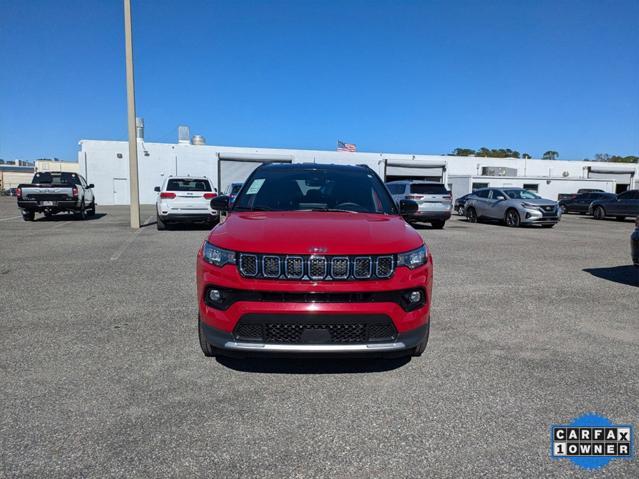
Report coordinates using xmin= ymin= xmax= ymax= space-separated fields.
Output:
xmin=0 ymin=215 xmax=21 ymax=222
xmin=109 ymin=215 xmax=154 ymax=261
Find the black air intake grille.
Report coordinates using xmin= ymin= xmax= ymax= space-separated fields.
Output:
xmin=233 ymin=314 xmax=397 ymax=344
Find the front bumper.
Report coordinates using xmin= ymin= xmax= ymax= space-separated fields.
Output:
xmin=521 ymin=208 xmax=560 ymax=224
xmin=200 ymin=320 xmax=428 ymax=355
xmin=196 ymin=252 xmax=433 ymax=353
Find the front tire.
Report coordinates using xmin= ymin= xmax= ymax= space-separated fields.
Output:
xmin=88 ymin=201 xmax=96 ymax=216
xmin=466 ymin=207 xmax=477 ymax=223
xmin=431 ymin=220 xmax=445 ymax=229
xmin=412 ymin=329 xmax=430 ymax=357
xmin=198 ymin=319 xmax=218 ymax=358
xmin=593 ymin=206 xmax=605 ymax=220
xmin=505 ymin=208 xmax=521 ymax=227
xmin=22 ymin=211 xmax=35 ymax=221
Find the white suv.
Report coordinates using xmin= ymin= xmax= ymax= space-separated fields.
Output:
xmin=154 ymin=176 xmax=219 ymax=230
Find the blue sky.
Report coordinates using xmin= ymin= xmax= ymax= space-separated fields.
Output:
xmin=1 ymin=0 xmax=638 ymax=161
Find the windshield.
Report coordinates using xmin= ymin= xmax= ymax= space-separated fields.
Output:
xmin=503 ymin=189 xmax=540 ymax=200
xmin=230 ymin=184 xmax=243 ymax=195
xmin=233 ymin=167 xmax=397 ymax=214
xmin=166 ymin=179 xmax=211 ymax=191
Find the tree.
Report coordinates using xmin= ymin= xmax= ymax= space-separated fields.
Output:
xmin=450 ymin=147 xmax=523 ymax=158
xmin=542 ymin=150 xmax=559 ymax=160
xmin=608 ymin=155 xmax=639 ymax=163
xmin=451 ymin=148 xmax=476 ymax=156
xmin=522 ymin=153 xmax=531 ymax=159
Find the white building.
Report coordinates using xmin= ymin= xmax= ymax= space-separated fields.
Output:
xmin=78 ymin=129 xmax=638 ymax=205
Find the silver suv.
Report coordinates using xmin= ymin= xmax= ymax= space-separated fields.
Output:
xmin=386 ymin=180 xmax=452 ymax=228
xmin=465 ymin=187 xmax=561 ymax=228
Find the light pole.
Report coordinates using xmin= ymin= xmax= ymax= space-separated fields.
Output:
xmin=124 ymin=0 xmax=140 ymax=228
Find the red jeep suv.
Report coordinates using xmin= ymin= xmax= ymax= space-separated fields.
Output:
xmin=196 ymin=163 xmax=432 ymax=358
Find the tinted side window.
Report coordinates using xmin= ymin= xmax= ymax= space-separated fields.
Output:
xmin=386 ymin=184 xmax=403 ymax=195
xmin=474 ymin=189 xmax=490 ymax=198
xmin=617 ymin=191 xmax=632 ymax=200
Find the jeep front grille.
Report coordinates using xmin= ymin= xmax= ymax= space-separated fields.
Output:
xmin=237 ymin=253 xmax=395 ymax=280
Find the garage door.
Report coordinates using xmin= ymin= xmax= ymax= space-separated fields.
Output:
xmin=383 ymin=159 xmax=447 ymax=183
xmin=587 ymin=168 xmax=635 ymax=186
xmin=217 ymin=153 xmax=293 ymax=194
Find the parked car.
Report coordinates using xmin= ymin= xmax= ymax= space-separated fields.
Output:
xmin=197 ymin=163 xmax=431 ymax=358
xmin=224 ymin=182 xmax=244 ymax=204
xmin=454 ymin=193 xmax=474 ymax=216
xmin=557 ymin=188 xmax=606 ymax=202
xmin=589 ymin=190 xmax=639 ymax=221
xmin=465 ymin=187 xmax=561 ymax=228
xmin=632 ymin=217 xmax=639 ymax=267
xmin=386 ymin=180 xmax=452 ymax=228
xmin=16 ymin=172 xmax=95 ymax=221
xmin=559 ymin=192 xmax=616 ymax=214
xmin=154 ymin=176 xmax=218 ymax=230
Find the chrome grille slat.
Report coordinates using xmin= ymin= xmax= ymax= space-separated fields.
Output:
xmin=353 ymin=257 xmax=372 ymax=279
xmin=331 ymin=257 xmax=349 ymax=279
xmin=285 ymin=256 xmax=303 ymax=279
xmin=262 ymin=256 xmax=281 ymax=278
xmin=237 ymin=254 xmax=394 ymax=280
xmin=308 ymin=256 xmax=327 ymax=280
xmin=375 ymin=256 xmax=394 ymax=278
xmin=239 ymin=254 xmax=258 ymax=276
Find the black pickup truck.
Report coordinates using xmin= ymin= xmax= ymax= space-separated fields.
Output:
xmin=17 ymin=172 xmax=96 ymax=221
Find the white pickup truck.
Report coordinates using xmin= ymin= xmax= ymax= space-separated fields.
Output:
xmin=17 ymin=172 xmax=96 ymax=221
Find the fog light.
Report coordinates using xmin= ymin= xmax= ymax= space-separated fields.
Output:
xmin=208 ymin=289 xmax=222 ymax=302
xmin=408 ymin=291 xmax=422 ymax=303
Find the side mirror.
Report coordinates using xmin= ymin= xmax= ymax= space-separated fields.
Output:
xmin=154 ymin=186 xmax=161 ymax=192
xmin=87 ymin=183 xmax=94 ymax=189
xmin=210 ymin=195 xmax=230 ymax=212
xmin=399 ymin=199 xmax=418 ymax=215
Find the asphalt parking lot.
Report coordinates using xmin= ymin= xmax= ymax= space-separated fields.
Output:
xmin=1 ymin=197 xmax=637 ymax=478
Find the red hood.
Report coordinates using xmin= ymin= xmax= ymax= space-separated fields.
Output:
xmin=208 ymin=211 xmax=424 ymax=255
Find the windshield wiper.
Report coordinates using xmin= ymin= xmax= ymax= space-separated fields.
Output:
xmin=301 ymin=208 xmax=360 ymax=214
xmin=234 ymin=205 xmax=273 ymax=212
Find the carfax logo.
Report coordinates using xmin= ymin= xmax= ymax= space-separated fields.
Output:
xmin=551 ymin=413 xmax=634 ymax=470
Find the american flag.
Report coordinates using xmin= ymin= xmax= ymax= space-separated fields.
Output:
xmin=337 ymin=140 xmax=357 ymax=152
